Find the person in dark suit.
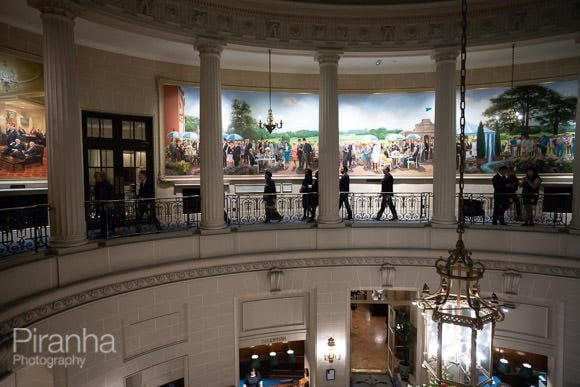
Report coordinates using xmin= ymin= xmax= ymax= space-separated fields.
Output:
xmin=339 ymin=166 xmax=353 ymax=220
xmin=136 ymin=170 xmax=161 ymax=232
xmin=263 ymin=170 xmax=282 ymax=223
xmin=376 ymin=167 xmax=398 ymax=221
xmin=492 ymin=166 xmax=509 ymax=225
xmin=3 ymin=138 xmax=24 ymax=156
xmin=94 ymin=171 xmax=115 ymax=234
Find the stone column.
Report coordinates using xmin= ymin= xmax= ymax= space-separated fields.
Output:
xmin=569 ymin=60 xmax=580 ymax=232
xmin=316 ymin=51 xmax=343 ymax=225
xmin=431 ymin=48 xmax=459 ymax=227
xmin=195 ymin=38 xmax=228 ymax=231
xmin=33 ymin=0 xmax=91 ymax=251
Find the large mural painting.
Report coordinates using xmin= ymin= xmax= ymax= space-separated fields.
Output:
xmin=0 ymin=52 xmax=46 ymax=180
xmin=161 ymin=80 xmax=576 ymax=178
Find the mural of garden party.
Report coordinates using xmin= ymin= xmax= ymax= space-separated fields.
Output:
xmin=162 ymin=80 xmax=576 ymax=177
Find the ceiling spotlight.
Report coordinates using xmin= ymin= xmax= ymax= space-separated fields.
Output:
xmin=522 ymin=363 xmax=532 ymax=369
xmin=500 ymin=358 xmax=509 ymax=364
xmin=375 ymin=59 xmax=383 ymax=66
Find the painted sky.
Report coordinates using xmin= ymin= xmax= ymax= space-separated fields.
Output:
xmin=180 ymin=80 xmax=577 ymax=133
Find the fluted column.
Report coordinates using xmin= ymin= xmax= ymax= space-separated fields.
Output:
xmin=32 ymin=0 xmax=89 ymax=249
xmin=195 ymin=38 xmax=227 ymax=231
xmin=431 ymin=48 xmax=459 ymax=226
xmin=569 ymin=55 xmax=580 ymax=232
xmin=316 ymin=51 xmax=343 ymax=225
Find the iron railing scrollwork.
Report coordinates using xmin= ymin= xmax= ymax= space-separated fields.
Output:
xmin=0 ymin=204 xmax=48 ymax=257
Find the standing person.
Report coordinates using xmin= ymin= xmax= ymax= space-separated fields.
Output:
xmin=302 ymin=139 xmax=312 ymax=169
xmin=300 ymin=168 xmax=314 ymax=221
xmin=520 ymin=167 xmax=542 ymax=226
xmin=371 ymin=143 xmax=381 ymax=173
xmin=339 ymin=166 xmax=353 ymax=220
xmin=243 ymin=368 xmax=263 ymax=387
xmin=375 ymin=167 xmax=398 ymax=221
xmin=506 ymin=166 xmax=522 ymax=221
xmin=94 ymin=171 xmax=115 ymax=234
xmin=309 ymin=171 xmax=319 ymax=222
xmin=136 ymin=170 xmax=161 ymax=232
xmin=233 ymin=141 xmax=242 ymax=167
xmin=263 ymin=170 xmax=282 ymax=223
xmin=222 ymin=139 xmax=228 ymax=167
xmin=297 ymin=139 xmax=304 ymax=170
xmin=492 ymin=166 xmax=509 ymax=225
xmin=283 ymin=141 xmax=291 ymax=170
xmin=291 ymin=142 xmax=298 ymax=169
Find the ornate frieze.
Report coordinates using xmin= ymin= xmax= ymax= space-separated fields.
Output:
xmin=65 ymin=0 xmax=579 ymax=51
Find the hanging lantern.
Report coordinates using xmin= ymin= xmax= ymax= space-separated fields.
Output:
xmin=416 ymin=0 xmax=504 ymax=386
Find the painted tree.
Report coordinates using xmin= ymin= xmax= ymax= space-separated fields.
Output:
xmin=184 ymin=116 xmax=199 ymax=132
xmin=228 ymin=99 xmax=258 ymax=139
xmin=476 ymin=121 xmax=486 ymax=159
xmin=537 ymin=90 xmax=576 ymax=135
xmin=483 ymin=85 xmax=552 ymax=137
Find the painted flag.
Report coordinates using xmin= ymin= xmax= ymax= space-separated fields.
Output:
xmin=425 ymin=107 xmax=433 ymax=112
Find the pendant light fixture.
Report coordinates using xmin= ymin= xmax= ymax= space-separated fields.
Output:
xmin=259 ymin=49 xmax=283 ymax=134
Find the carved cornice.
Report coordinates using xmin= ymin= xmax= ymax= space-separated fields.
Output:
xmin=1 ymin=255 xmax=579 ymax=341
xmin=71 ymin=0 xmax=580 ymax=52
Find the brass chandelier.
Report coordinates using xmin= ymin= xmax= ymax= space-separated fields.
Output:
xmin=416 ymin=0 xmax=504 ymax=386
xmin=259 ymin=49 xmax=283 ymax=134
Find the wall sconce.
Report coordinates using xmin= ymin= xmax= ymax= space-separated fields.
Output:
xmin=268 ymin=267 xmax=283 ymax=292
xmin=380 ymin=263 xmax=395 ymax=288
xmin=323 ymin=337 xmax=341 ymax=362
xmin=503 ymin=269 xmax=521 ymax=295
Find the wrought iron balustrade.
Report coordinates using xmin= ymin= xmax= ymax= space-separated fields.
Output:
xmin=458 ymin=192 xmax=571 ymax=226
xmin=0 ymin=204 xmax=49 ymax=257
xmin=85 ymin=196 xmax=201 ymax=239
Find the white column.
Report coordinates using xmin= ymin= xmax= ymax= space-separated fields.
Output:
xmin=316 ymin=51 xmax=343 ymax=225
xmin=569 ymin=62 xmax=580 ymax=231
xmin=34 ymin=0 xmax=90 ymax=250
xmin=195 ymin=38 xmax=227 ymax=231
xmin=431 ymin=48 xmax=459 ymax=226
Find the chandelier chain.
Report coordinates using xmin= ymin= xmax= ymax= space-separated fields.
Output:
xmin=458 ymin=0 xmax=467 ymax=234
xmin=268 ymin=49 xmax=272 ymax=109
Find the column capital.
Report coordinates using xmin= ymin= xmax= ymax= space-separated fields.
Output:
xmin=315 ymin=50 xmax=343 ymax=66
xmin=195 ymin=37 xmax=226 ymax=56
xmin=431 ymin=47 xmax=459 ymax=63
xmin=27 ymin=0 xmax=78 ymax=20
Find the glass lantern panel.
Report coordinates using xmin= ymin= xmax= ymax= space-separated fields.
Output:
xmin=441 ymin=322 xmax=473 ymax=385
xmin=424 ymin=312 xmax=439 ymax=371
xmin=475 ymin=322 xmax=493 ymax=384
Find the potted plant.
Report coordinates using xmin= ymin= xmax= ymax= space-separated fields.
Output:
xmin=395 ymin=312 xmax=417 ymax=381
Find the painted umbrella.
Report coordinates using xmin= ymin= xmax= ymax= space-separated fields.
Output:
xmin=386 ymin=134 xmax=405 ymax=141
xmin=182 ymin=132 xmax=199 ymax=140
xmin=225 ymin=133 xmax=244 ymax=141
xmin=405 ymin=133 xmax=422 ymax=140
xmin=360 ymin=134 xmax=378 ymax=142
xmin=167 ymin=131 xmax=182 ymax=138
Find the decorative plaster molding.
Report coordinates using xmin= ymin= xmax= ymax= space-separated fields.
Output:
xmin=72 ymin=0 xmax=579 ymax=52
xmin=1 ymin=255 xmax=579 ymax=340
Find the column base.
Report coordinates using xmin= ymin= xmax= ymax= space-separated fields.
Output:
xmin=568 ymin=225 xmax=580 ymax=235
xmin=430 ymin=216 xmax=457 ymax=228
xmin=317 ymin=215 xmax=343 ymax=226
xmin=46 ymin=241 xmax=99 ymax=256
xmin=200 ymin=227 xmax=231 ymax=235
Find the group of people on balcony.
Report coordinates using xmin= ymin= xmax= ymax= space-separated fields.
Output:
xmin=492 ymin=165 xmax=542 ymax=226
xmin=262 ymin=165 xmax=399 ymax=224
